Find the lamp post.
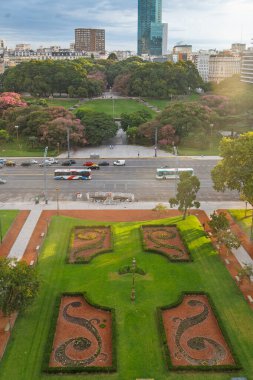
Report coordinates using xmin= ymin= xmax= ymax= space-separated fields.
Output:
xmin=173 ymin=143 xmax=179 ymax=196
xmin=43 ymin=146 xmax=48 ymax=204
xmin=131 ymin=257 xmax=136 ymax=302
xmin=210 ymin=124 xmax=214 ymax=149
xmin=57 ymin=142 xmax=60 ymax=155
xmin=0 ymin=216 xmax=2 ymax=244
xmin=15 ymin=125 xmax=19 ymax=148
xmin=56 ymin=188 xmax=59 ymax=216
xmin=112 ymin=97 xmax=115 ymax=120
xmin=251 ymin=208 xmax=253 ymax=241
xmin=67 ymin=126 xmax=70 ymax=159
xmin=154 ymin=127 xmax=158 ymax=157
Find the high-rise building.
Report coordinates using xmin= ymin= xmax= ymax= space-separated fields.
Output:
xmin=75 ymin=28 xmax=105 ymax=53
xmin=241 ymin=40 xmax=253 ymax=84
xmin=138 ymin=0 xmax=167 ymax=56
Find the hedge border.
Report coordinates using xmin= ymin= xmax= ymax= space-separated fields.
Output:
xmin=140 ymin=224 xmax=192 ymax=263
xmin=67 ymin=225 xmax=114 ymax=264
xmin=42 ymin=292 xmax=117 ymax=374
xmin=157 ymin=291 xmax=242 ymax=372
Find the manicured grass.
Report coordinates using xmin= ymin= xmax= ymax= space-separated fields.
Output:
xmin=76 ymin=98 xmax=156 ymax=118
xmin=145 ymin=94 xmax=200 ymax=110
xmin=1 ymin=214 xmax=253 ymax=380
xmin=43 ymin=99 xmax=78 ymax=108
xmin=0 ymin=140 xmax=57 ymax=157
xmin=0 ymin=210 xmax=19 ymax=239
xmin=229 ymin=209 xmax=253 ymax=238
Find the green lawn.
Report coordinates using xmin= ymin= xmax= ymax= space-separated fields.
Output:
xmin=229 ymin=209 xmax=253 ymax=239
xmin=0 ymin=210 xmax=19 ymax=239
xmin=0 ymin=140 xmax=57 ymax=158
xmin=76 ymin=98 xmax=156 ymax=118
xmin=43 ymin=99 xmax=78 ymax=108
xmin=1 ymin=214 xmax=252 ymax=380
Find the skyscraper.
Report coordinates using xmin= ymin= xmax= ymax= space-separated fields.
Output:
xmin=75 ymin=29 xmax=105 ymax=53
xmin=138 ymin=0 xmax=167 ymax=56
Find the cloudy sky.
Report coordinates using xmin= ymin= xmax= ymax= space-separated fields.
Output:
xmin=0 ymin=0 xmax=252 ymax=52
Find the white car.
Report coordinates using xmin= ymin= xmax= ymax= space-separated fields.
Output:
xmin=30 ymin=159 xmax=38 ymax=164
xmin=47 ymin=158 xmax=58 ymax=164
xmin=0 ymin=178 xmax=6 ymax=184
xmin=113 ymin=160 xmax=126 ymax=166
xmin=39 ymin=161 xmax=52 ymax=167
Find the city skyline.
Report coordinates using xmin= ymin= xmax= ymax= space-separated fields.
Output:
xmin=0 ymin=0 xmax=252 ymax=52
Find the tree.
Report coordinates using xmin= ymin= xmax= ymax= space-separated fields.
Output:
xmin=238 ymin=263 xmax=253 ymax=283
xmin=169 ymin=172 xmax=200 ymax=219
xmin=215 ymin=229 xmax=241 ymax=256
xmin=0 ymin=258 xmax=39 ymax=329
xmin=208 ymin=211 xmax=230 ymax=233
xmin=211 ymin=132 xmax=253 ymax=237
xmin=107 ymin=52 xmax=118 ymax=61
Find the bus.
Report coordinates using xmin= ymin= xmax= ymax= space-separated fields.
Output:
xmin=156 ymin=167 xmax=194 ymax=179
xmin=54 ymin=168 xmax=91 ymax=180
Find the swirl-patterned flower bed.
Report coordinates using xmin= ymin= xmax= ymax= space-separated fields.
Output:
xmin=69 ymin=226 xmax=112 ymax=263
xmin=141 ymin=225 xmax=190 ymax=261
xmin=44 ymin=294 xmax=115 ymax=374
xmin=158 ymin=293 xmax=240 ymax=371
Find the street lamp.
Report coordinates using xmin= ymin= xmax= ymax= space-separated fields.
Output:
xmin=173 ymin=142 xmax=179 ymax=195
xmin=56 ymin=188 xmax=59 ymax=216
xmin=14 ymin=125 xmax=19 ymax=144
xmin=154 ymin=127 xmax=158 ymax=157
xmin=67 ymin=126 xmax=70 ymax=159
xmin=210 ymin=124 xmax=214 ymax=149
xmin=0 ymin=216 xmax=2 ymax=244
xmin=131 ymin=257 xmax=136 ymax=302
xmin=43 ymin=146 xmax=48 ymax=204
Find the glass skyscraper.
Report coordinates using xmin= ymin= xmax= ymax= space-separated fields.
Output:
xmin=138 ymin=0 xmax=167 ymax=56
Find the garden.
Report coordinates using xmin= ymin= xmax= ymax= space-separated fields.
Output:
xmin=0 ymin=212 xmax=253 ymax=380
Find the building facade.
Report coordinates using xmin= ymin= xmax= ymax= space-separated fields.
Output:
xmin=137 ymin=0 xmax=167 ymax=56
xmin=241 ymin=47 xmax=253 ymax=84
xmin=75 ymin=28 xmax=105 ymax=53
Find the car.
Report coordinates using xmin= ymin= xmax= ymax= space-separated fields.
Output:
xmin=98 ymin=161 xmax=110 ymax=166
xmin=30 ymin=159 xmax=38 ymax=164
xmin=0 ymin=159 xmax=6 ymax=164
xmin=68 ymin=159 xmax=76 ymax=164
xmin=21 ymin=161 xmax=32 ymax=167
xmin=39 ymin=161 xmax=52 ymax=167
xmin=89 ymin=164 xmax=100 ymax=170
xmin=61 ymin=160 xmax=73 ymax=166
xmin=5 ymin=160 xmax=16 ymax=167
xmin=0 ymin=163 xmax=3 ymax=169
xmin=46 ymin=158 xmax=58 ymax=164
xmin=113 ymin=160 xmax=126 ymax=166
xmin=0 ymin=178 xmax=6 ymax=184
xmin=83 ymin=161 xmax=95 ymax=167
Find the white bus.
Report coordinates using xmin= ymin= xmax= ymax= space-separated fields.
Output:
xmin=156 ymin=167 xmax=194 ymax=179
xmin=54 ymin=168 xmax=92 ymax=180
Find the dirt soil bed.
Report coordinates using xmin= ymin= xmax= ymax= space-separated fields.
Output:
xmin=142 ymin=225 xmax=189 ymax=261
xmin=69 ymin=226 xmax=111 ymax=263
xmin=162 ymin=294 xmax=235 ymax=368
xmin=49 ymin=295 xmax=113 ymax=369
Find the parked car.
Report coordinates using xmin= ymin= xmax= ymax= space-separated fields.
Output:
xmin=61 ymin=160 xmax=73 ymax=166
xmin=0 ymin=159 xmax=6 ymax=164
xmin=0 ymin=178 xmax=7 ymax=184
xmin=113 ymin=160 xmax=126 ymax=166
xmin=30 ymin=159 xmax=38 ymax=164
xmin=69 ymin=159 xmax=76 ymax=164
xmin=5 ymin=160 xmax=16 ymax=167
xmin=83 ymin=161 xmax=95 ymax=167
xmin=98 ymin=161 xmax=110 ymax=166
xmin=0 ymin=163 xmax=3 ymax=169
xmin=21 ymin=161 xmax=32 ymax=167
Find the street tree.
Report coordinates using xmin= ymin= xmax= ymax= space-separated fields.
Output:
xmin=169 ymin=172 xmax=200 ymax=219
xmin=238 ymin=263 xmax=253 ymax=283
xmin=215 ymin=229 xmax=241 ymax=256
xmin=0 ymin=258 xmax=39 ymax=330
xmin=211 ymin=132 xmax=253 ymax=237
xmin=208 ymin=211 xmax=230 ymax=233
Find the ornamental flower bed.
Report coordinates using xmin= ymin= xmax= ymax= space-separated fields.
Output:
xmin=142 ymin=225 xmax=190 ymax=261
xmin=47 ymin=295 xmax=114 ymax=373
xmin=69 ymin=226 xmax=112 ymax=263
xmin=160 ymin=293 xmax=237 ymax=370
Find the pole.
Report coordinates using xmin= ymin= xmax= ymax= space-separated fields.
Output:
xmin=131 ymin=257 xmax=136 ymax=301
xmin=112 ymin=98 xmax=115 ymax=119
xmin=154 ymin=127 xmax=158 ymax=157
xmin=67 ymin=127 xmax=70 ymax=159
xmin=174 ymin=145 xmax=178 ymax=196
xmin=56 ymin=188 xmax=59 ymax=216
xmin=251 ymin=208 xmax=253 ymax=241
xmin=44 ymin=146 xmax=48 ymax=204
xmin=0 ymin=217 xmax=2 ymax=244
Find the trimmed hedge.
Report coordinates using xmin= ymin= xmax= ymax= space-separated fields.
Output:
xmin=140 ymin=224 xmax=192 ymax=263
xmin=157 ymin=291 xmax=242 ymax=372
xmin=42 ymin=292 xmax=117 ymax=374
xmin=67 ymin=225 xmax=114 ymax=264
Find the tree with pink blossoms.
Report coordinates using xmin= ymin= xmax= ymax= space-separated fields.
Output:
xmin=0 ymin=92 xmax=27 ymax=113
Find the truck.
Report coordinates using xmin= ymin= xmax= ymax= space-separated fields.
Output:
xmin=113 ymin=160 xmax=126 ymax=166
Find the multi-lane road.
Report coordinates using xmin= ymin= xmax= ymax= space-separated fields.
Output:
xmin=0 ymin=157 xmax=239 ymax=202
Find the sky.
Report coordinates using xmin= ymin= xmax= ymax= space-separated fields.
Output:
xmin=0 ymin=0 xmax=252 ymax=52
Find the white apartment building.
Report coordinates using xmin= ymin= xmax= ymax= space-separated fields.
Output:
xmin=241 ymin=47 xmax=253 ymax=84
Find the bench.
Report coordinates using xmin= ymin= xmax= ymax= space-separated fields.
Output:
xmin=30 ymin=260 xmax=34 ymax=266
xmin=235 ymin=275 xmax=240 ymax=282
xmin=247 ymin=295 xmax=253 ymax=303
xmin=225 ymin=258 xmax=230 ymax=265
xmin=40 ymin=232 xmax=45 ymax=238
xmin=36 ymin=245 xmax=40 ymax=251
